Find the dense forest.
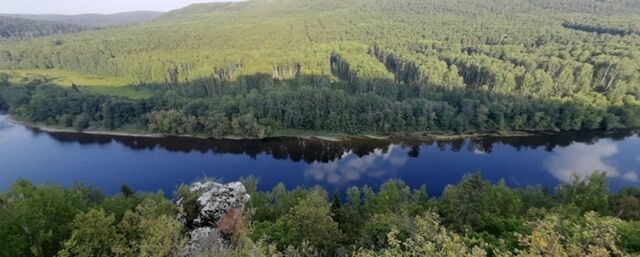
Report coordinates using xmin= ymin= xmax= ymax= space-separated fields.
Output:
xmin=0 ymin=11 xmax=164 ymax=40
xmin=1 ymin=172 xmax=639 ymax=257
xmin=2 ymin=67 xmax=640 ymax=138
xmin=2 ymin=12 xmax=163 ymax=28
xmin=0 ymin=17 xmax=86 ymax=39
xmin=0 ymin=0 xmax=639 ymax=138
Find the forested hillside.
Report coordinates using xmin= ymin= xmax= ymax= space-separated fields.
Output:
xmin=1 ymin=11 xmax=163 ymax=28
xmin=0 ymin=16 xmax=86 ymax=39
xmin=0 ymin=0 xmax=639 ymax=137
xmin=0 ymin=11 xmax=162 ymax=40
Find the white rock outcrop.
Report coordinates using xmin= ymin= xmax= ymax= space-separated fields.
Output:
xmin=178 ymin=181 xmax=251 ymax=257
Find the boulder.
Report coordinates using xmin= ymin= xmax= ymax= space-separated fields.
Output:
xmin=181 ymin=227 xmax=225 ymax=257
xmin=178 ymin=181 xmax=251 ymax=256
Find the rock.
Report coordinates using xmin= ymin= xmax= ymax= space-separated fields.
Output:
xmin=178 ymin=181 xmax=251 ymax=256
xmin=181 ymin=227 xmax=225 ymax=256
xmin=193 ymin=181 xmax=250 ymax=226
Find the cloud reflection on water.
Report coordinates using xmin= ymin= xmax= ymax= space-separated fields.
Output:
xmin=544 ymin=140 xmax=638 ymax=183
xmin=304 ymin=145 xmax=409 ymax=185
xmin=0 ymin=115 xmax=12 ymax=129
xmin=473 ymin=149 xmax=488 ymax=155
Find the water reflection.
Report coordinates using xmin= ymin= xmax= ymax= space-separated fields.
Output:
xmin=304 ymin=145 xmax=409 ymax=185
xmin=39 ymin=130 xmax=399 ymax=164
xmin=0 ymin=117 xmax=12 ymax=129
xmin=32 ymin=126 xmax=639 ymax=165
xmin=544 ymin=140 xmax=638 ymax=183
xmin=2 ymin=114 xmax=639 ymax=194
xmin=36 ymin=125 xmax=640 ymax=189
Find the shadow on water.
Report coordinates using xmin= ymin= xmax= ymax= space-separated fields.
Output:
xmin=30 ymin=126 xmax=640 ymax=164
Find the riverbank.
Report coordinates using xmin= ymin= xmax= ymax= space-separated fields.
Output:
xmin=6 ymin=115 xmax=167 ymax=139
xmin=3 ymin=114 xmax=559 ymax=142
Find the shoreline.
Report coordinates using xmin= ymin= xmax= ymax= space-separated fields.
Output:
xmin=2 ymin=114 xmax=613 ymax=142
xmin=7 ymin=115 xmax=186 ymax=139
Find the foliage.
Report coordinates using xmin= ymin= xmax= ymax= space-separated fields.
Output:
xmin=0 ymin=17 xmax=86 ymax=39
xmin=0 ymin=180 xmax=102 ymax=257
xmin=612 ymin=188 xmax=640 ymax=221
xmin=509 ymin=212 xmax=626 ymax=257
xmin=57 ymin=209 xmax=118 ymax=257
xmin=556 ymin=171 xmax=609 ymax=214
xmin=2 ymin=12 xmax=163 ymax=28
xmin=0 ymin=0 xmax=639 ymax=138
xmin=616 ymin=221 xmax=640 ymax=254
xmin=354 ymin=212 xmax=487 ymax=257
xmin=254 ymin=188 xmax=341 ymax=252
xmin=1 ymin=171 xmax=639 ymax=257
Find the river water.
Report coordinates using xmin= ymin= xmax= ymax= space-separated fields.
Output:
xmin=0 ymin=115 xmax=638 ymax=196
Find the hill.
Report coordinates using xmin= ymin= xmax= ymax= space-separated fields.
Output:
xmin=0 ymin=0 xmax=638 ymax=82
xmin=0 ymin=0 xmax=639 ymax=138
xmin=0 ymin=16 xmax=86 ymax=39
xmin=1 ymin=11 xmax=163 ymax=28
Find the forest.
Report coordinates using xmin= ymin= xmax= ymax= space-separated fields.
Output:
xmin=1 ymin=68 xmax=640 ymax=138
xmin=2 ymin=12 xmax=164 ymax=28
xmin=0 ymin=16 xmax=87 ymax=39
xmin=1 ymin=172 xmax=639 ymax=257
xmin=0 ymin=0 xmax=639 ymax=138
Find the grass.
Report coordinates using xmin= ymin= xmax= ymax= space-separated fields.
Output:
xmin=2 ymin=69 xmax=133 ymax=86
xmin=1 ymin=69 xmax=153 ymax=99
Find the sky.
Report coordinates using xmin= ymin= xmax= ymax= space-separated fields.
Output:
xmin=1 ymin=0 xmax=242 ymax=15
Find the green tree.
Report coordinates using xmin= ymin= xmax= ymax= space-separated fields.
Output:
xmin=57 ymin=209 xmax=118 ymax=257
xmin=510 ymin=212 xmax=624 ymax=257
xmin=120 ymin=184 xmax=135 ymax=198
xmin=439 ymin=173 xmax=489 ymax=231
xmin=138 ymin=215 xmax=186 ymax=257
xmin=555 ymin=171 xmax=609 ymax=214
xmin=0 ymin=180 xmax=93 ymax=257
xmin=266 ymin=189 xmax=341 ymax=250
xmin=612 ymin=188 xmax=640 ymax=220
xmin=355 ymin=212 xmax=487 ymax=257
xmin=73 ymin=113 xmax=91 ymax=131
xmin=112 ymin=196 xmax=181 ymax=257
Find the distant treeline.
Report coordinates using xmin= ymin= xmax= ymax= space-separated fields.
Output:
xmin=3 ymin=11 xmax=163 ymax=28
xmin=0 ymin=16 xmax=87 ymax=39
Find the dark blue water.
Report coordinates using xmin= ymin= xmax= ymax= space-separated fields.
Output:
xmin=1 ymin=114 xmax=638 ymax=196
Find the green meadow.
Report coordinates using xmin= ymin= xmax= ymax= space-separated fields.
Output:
xmin=0 ymin=69 xmax=152 ymax=98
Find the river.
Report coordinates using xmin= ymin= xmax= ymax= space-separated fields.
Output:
xmin=0 ymin=114 xmax=638 ymax=196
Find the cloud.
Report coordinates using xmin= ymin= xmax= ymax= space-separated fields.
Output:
xmin=622 ymin=172 xmax=639 ymax=182
xmin=544 ymin=140 xmax=638 ymax=183
xmin=304 ymin=145 xmax=409 ymax=185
